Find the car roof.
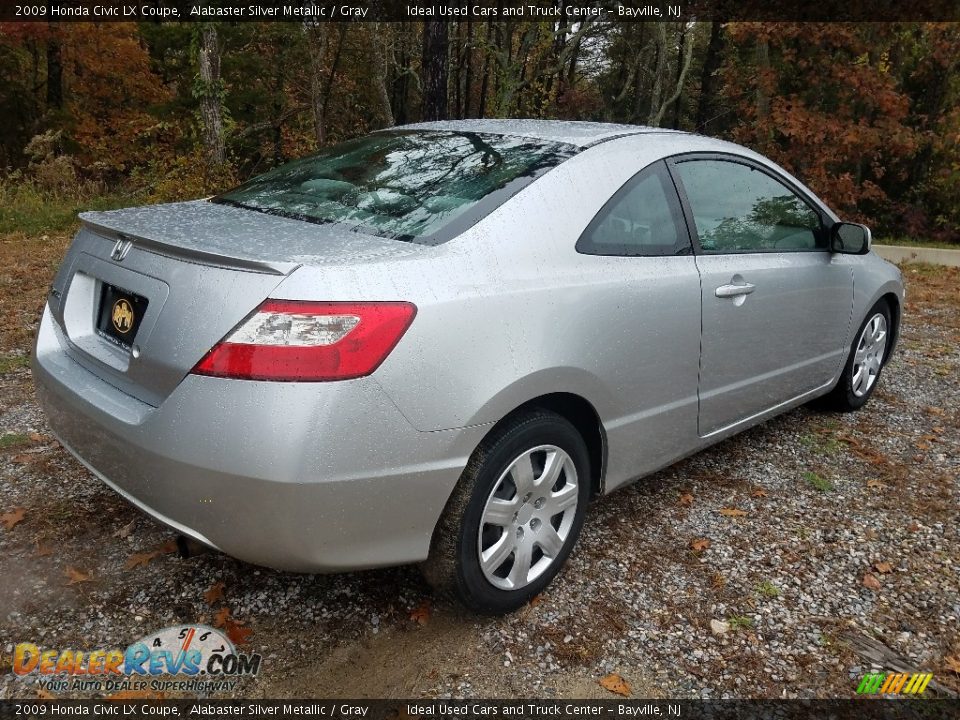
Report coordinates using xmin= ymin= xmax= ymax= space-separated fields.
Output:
xmin=389 ymin=119 xmax=685 ymax=148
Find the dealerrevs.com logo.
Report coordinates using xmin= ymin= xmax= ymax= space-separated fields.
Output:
xmin=12 ymin=625 xmax=261 ymax=694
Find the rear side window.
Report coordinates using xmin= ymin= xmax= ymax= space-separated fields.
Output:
xmin=576 ymin=161 xmax=690 ymax=257
xmin=673 ymin=159 xmax=825 ymax=253
xmin=213 ymin=130 xmax=578 ymax=245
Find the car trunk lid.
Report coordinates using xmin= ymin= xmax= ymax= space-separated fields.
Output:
xmin=47 ymin=200 xmax=419 ymax=407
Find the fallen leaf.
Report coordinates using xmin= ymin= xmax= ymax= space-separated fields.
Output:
xmin=598 ymin=673 xmax=631 ymax=697
xmin=873 ymin=561 xmax=893 ymax=574
xmin=204 ymin=582 xmax=225 ymax=606
xmin=213 ymin=607 xmax=232 ymax=628
xmin=410 ymin=600 xmax=431 ymax=626
xmin=751 ymin=488 xmax=768 ymax=498
xmin=862 ymin=572 xmax=881 ymax=591
xmin=907 ymin=522 xmax=921 ymax=532
xmin=866 ymin=479 xmax=886 ymax=488
xmin=1 ymin=507 xmax=26 ymax=530
xmin=29 ymin=432 xmax=49 ymax=443
xmin=211 ymin=606 xmax=252 ymax=645
xmin=719 ymin=508 xmax=748 ymax=517
xmin=113 ymin=520 xmax=135 ymax=539
xmin=932 ymin=426 xmax=945 ymax=434
xmin=65 ymin=567 xmax=92 ymax=585
xmin=225 ymin=622 xmax=253 ymax=646
xmin=11 ymin=453 xmax=32 ymax=464
xmin=690 ymin=538 xmax=711 ymax=552
xmin=923 ymin=406 xmax=945 ymax=416
xmin=528 ymin=594 xmax=544 ymax=607
xmin=157 ymin=539 xmax=178 ymax=554
xmin=124 ymin=550 xmax=161 ymax=571
xmin=915 ymin=441 xmax=931 ymax=451
xmin=678 ymin=493 xmax=694 ymax=506
xmin=36 ymin=542 xmax=53 ymax=557
xmin=36 ymin=688 xmax=56 ymax=699
xmin=944 ymin=655 xmax=960 ymax=674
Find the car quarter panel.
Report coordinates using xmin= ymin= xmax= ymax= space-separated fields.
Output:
xmin=33 ymin=305 xmax=488 ymax=571
xmin=272 ymin=136 xmax=706 ymax=491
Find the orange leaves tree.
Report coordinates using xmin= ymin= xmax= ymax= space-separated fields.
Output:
xmin=720 ymin=23 xmax=919 ymax=228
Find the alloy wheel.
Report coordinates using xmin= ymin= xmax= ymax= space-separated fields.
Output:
xmin=477 ymin=445 xmax=579 ymax=591
xmin=852 ymin=313 xmax=888 ymax=397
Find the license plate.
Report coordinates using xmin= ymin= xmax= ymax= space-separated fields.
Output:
xmin=96 ymin=283 xmax=148 ymax=350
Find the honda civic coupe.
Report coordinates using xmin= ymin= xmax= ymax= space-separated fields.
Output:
xmin=34 ymin=120 xmax=903 ymax=613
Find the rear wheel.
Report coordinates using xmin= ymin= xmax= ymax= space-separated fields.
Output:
xmin=422 ymin=410 xmax=591 ymax=614
xmin=823 ymin=300 xmax=891 ymax=411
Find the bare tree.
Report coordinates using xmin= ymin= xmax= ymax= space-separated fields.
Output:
xmin=197 ymin=24 xmax=225 ymax=169
xmin=649 ymin=24 xmax=696 ymax=127
xmin=422 ymin=21 xmax=449 ymax=120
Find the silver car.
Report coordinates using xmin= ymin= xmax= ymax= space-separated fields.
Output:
xmin=34 ymin=120 xmax=903 ymax=613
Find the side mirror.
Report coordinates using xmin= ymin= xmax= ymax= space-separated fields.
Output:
xmin=830 ymin=222 xmax=871 ymax=255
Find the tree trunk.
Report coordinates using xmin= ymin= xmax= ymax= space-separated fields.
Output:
xmin=370 ymin=23 xmax=395 ymax=127
xmin=651 ymin=24 xmax=695 ymax=128
xmin=463 ymin=19 xmax=474 ymax=117
xmin=645 ymin=24 xmax=667 ymax=125
xmin=197 ymin=24 xmax=225 ymax=169
xmin=306 ymin=24 xmax=329 ymax=145
xmin=478 ymin=18 xmax=493 ymax=118
xmin=421 ymin=20 xmax=448 ymax=120
xmin=315 ymin=24 xmax=348 ymax=145
xmin=453 ymin=21 xmax=463 ymax=118
xmin=695 ymin=21 xmax=724 ymax=133
xmin=45 ymin=20 xmax=63 ymax=110
xmin=671 ymin=24 xmax=686 ymax=129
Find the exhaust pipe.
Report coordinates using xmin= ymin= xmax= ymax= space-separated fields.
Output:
xmin=175 ymin=535 xmax=210 ymax=559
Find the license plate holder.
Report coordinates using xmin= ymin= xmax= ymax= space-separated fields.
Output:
xmin=96 ymin=283 xmax=148 ymax=350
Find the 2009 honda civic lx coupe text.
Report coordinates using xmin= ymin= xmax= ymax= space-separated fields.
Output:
xmin=34 ymin=120 xmax=904 ymax=613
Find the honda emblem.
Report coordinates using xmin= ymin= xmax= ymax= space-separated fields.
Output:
xmin=110 ymin=236 xmax=133 ymax=262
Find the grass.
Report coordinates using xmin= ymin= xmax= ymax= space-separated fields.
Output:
xmin=0 ymin=354 xmax=30 ymax=374
xmin=728 ymin=615 xmax=754 ymax=630
xmin=803 ymin=471 xmax=834 ymax=492
xmin=756 ymin=581 xmax=781 ymax=599
xmin=874 ymin=237 xmax=960 ymax=251
xmin=0 ymin=432 xmax=31 ymax=451
xmin=800 ymin=432 xmax=843 ymax=455
xmin=0 ymin=181 xmax=134 ymax=236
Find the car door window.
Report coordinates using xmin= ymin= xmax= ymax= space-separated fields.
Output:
xmin=674 ymin=159 xmax=825 ymax=253
xmin=577 ymin=161 xmax=690 ymax=257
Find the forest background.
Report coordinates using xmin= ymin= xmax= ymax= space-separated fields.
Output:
xmin=1 ymin=19 xmax=958 ymax=243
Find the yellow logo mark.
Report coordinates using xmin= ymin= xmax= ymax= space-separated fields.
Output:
xmin=112 ymin=299 xmax=134 ymax=334
xmin=857 ymin=672 xmax=933 ymax=695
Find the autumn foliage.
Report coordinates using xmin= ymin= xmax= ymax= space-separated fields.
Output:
xmin=0 ymin=20 xmax=958 ymax=241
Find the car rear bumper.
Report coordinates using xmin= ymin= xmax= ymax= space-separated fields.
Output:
xmin=33 ymin=305 xmax=486 ymax=572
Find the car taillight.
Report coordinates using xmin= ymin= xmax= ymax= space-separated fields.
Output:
xmin=191 ymin=300 xmax=416 ymax=381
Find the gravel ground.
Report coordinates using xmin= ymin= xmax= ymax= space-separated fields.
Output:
xmin=0 ymin=247 xmax=958 ymax=700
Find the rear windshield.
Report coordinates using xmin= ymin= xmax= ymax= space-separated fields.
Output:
xmin=213 ymin=130 xmax=578 ymax=245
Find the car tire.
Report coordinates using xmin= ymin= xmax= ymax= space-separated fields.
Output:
xmin=422 ymin=410 xmax=591 ymax=614
xmin=822 ymin=300 xmax=892 ymax=412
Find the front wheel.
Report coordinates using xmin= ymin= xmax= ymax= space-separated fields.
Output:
xmin=823 ymin=300 xmax=891 ymax=411
xmin=422 ymin=410 xmax=591 ymax=614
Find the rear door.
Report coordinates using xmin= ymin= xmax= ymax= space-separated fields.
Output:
xmin=668 ymin=155 xmax=854 ymax=437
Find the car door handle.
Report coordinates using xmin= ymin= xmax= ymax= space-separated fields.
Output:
xmin=715 ymin=282 xmax=756 ymax=298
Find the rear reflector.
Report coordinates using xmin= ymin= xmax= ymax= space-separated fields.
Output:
xmin=192 ymin=300 xmax=416 ymax=381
